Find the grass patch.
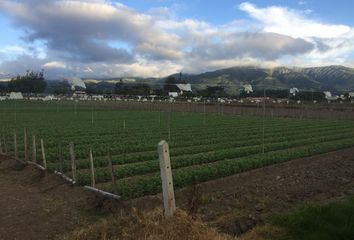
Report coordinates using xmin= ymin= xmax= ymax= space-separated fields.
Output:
xmin=273 ymin=198 xmax=354 ymax=240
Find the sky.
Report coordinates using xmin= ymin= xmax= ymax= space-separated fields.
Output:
xmin=0 ymin=0 xmax=354 ymax=79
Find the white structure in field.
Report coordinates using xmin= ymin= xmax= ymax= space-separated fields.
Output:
xmin=72 ymin=91 xmax=88 ymax=99
xmin=243 ymin=84 xmax=253 ymax=94
xmin=193 ymin=97 xmax=202 ymax=102
xmin=43 ymin=95 xmax=55 ymax=101
xmin=9 ymin=92 xmax=23 ymax=100
xmin=290 ymin=87 xmax=299 ymax=96
xmin=92 ymin=95 xmax=104 ymax=101
xmin=176 ymin=83 xmax=192 ymax=94
xmin=324 ymin=91 xmax=338 ymax=101
xmin=323 ymin=91 xmax=332 ymax=98
xmin=66 ymin=77 xmax=86 ymax=90
xmin=218 ymin=98 xmax=226 ymax=103
xmin=149 ymin=95 xmax=156 ymax=102
xmin=168 ymin=92 xmax=178 ymax=98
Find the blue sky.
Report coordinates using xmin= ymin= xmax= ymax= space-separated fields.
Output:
xmin=0 ymin=0 xmax=353 ymax=79
xmin=116 ymin=0 xmax=354 ymax=25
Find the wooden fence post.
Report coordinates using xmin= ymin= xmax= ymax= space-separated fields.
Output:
xmin=0 ymin=136 xmax=2 ymax=154
xmin=58 ymin=140 xmax=63 ymax=172
xmin=158 ymin=140 xmax=176 ymax=218
xmin=41 ymin=139 xmax=47 ymax=170
xmin=24 ymin=129 xmax=28 ymax=161
xmin=203 ymin=100 xmax=206 ymax=125
xmin=107 ymin=152 xmax=117 ymax=194
xmin=3 ymin=135 xmax=7 ymax=155
xmin=14 ymin=131 xmax=18 ymax=159
xmin=32 ymin=135 xmax=37 ymax=163
xmin=70 ymin=142 xmax=77 ymax=182
xmin=91 ymin=108 xmax=94 ymax=125
xmin=167 ymin=112 xmax=171 ymax=141
xmin=89 ymin=148 xmax=95 ymax=188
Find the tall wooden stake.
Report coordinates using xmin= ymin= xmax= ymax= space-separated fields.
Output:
xmin=262 ymin=89 xmax=266 ymax=154
xmin=14 ymin=99 xmax=17 ymax=123
xmin=58 ymin=140 xmax=63 ymax=172
xmin=32 ymin=135 xmax=37 ymax=163
xmin=41 ymin=139 xmax=47 ymax=170
xmin=0 ymin=136 xmax=2 ymax=154
xmin=13 ymin=131 xmax=18 ymax=159
xmin=24 ymin=129 xmax=28 ymax=161
xmin=107 ymin=152 xmax=117 ymax=194
xmin=203 ymin=100 xmax=206 ymax=125
xmin=70 ymin=142 xmax=77 ymax=182
xmin=91 ymin=108 xmax=94 ymax=125
xmin=168 ymin=112 xmax=171 ymax=141
xmin=89 ymin=148 xmax=95 ymax=188
xmin=3 ymin=135 xmax=7 ymax=155
xmin=158 ymin=140 xmax=176 ymax=218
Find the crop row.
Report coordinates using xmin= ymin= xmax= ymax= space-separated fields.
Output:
xmin=112 ymin=137 xmax=354 ymax=198
xmin=75 ymin=130 xmax=354 ymax=186
xmin=46 ymin=123 xmax=354 ymax=171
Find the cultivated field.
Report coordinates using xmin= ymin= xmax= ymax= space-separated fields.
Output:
xmin=1 ymin=100 xmax=354 ymax=199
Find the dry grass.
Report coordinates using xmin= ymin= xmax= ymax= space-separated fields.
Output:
xmin=63 ymin=208 xmax=238 ymax=240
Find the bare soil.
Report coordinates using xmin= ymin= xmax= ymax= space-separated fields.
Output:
xmin=174 ymin=147 xmax=354 ymax=235
xmin=0 ymin=156 xmax=108 ymax=240
xmin=1 ymin=147 xmax=354 ymax=239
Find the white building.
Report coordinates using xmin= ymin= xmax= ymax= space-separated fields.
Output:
xmin=92 ymin=95 xmax=104 ymax=101
xmin=43 ymin=95 xmax=55 ymax=101
xmin=290 ymin=88 xmax=299 ymax=96
xmin=73 ymin=91 xmax=88 ymax=99
xmin=9 ymin=92 xmax=23 ymax=100
xmin=168 ymin=92 xmax=178 ymax=98
xmin=176 ymin=83 xmax=192 ymax=94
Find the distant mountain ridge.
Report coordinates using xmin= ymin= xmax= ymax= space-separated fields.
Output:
xmin=6 ymin=65 xmax=354 ymax=94
xmin=171 ymin=65 xmax=354 ymax=94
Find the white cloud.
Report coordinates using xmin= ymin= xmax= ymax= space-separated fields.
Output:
xmin=43 ymin=61 xmax=66 ymax=69
xmin=0 ymin=0 xmax=182 ymax=62
xmin=239 ymin=2 xmax=354 ymax=66
xmin=0 ymin=45 xmax=27 ymax=55
xmin=239 ymin=2 xmax=351 ymax=39
xmin=0 ymin=1 xmax=353 ymax=78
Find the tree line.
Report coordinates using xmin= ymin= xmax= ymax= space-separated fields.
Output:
xmin=6 ymin=70 xmax=47 ymax=93
xmin=0 ymin=71 xmax=352 ymax=102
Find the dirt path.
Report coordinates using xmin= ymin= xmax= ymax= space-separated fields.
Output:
xmin=0 ymin=156 xmax=101 ymax=240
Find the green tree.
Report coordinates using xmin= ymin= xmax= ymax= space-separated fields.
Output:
xmin=8 ymin=70 xmax=47 ymax=93
xmin=163 ymin=76 xmax=184 ymax=93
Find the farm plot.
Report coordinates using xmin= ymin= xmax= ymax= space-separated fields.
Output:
xmin=1 ymin=100 xmax=354 ymax=199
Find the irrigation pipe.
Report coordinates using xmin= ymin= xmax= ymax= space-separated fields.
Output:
xmin=54 ymin=170 xmax=76 ymax=185
xmin=27 ymin=161 xmax=46 ymax=171
xmin=83 ymin=185 xmax=121 ymax=200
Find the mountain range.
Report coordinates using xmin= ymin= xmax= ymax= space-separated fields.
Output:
xmin=168 ymin=65 xmax=354 ymax=94
xmin=3 ymin=65 xmax=354 ymax=94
